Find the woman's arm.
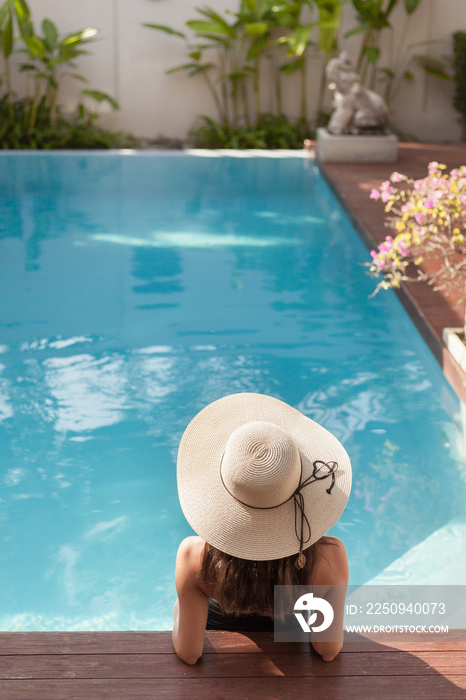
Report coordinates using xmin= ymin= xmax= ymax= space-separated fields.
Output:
xmin=310 ymin=537 xmax=349 ymax=662
xmin=172 ymin=536 xmax=209 ymax=665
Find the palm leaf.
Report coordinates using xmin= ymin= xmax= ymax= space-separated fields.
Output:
xmin=82 ymin=89 xmax=119 ymax=109
xmin=143 ymin=23 xmax=186 ymax=39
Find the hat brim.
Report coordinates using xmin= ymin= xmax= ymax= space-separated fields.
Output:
xmin=177 ymin=393 xmax=352 ymax=560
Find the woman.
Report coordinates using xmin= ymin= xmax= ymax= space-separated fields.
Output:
xmin=173 ymin=392 xmax=352 ymax=665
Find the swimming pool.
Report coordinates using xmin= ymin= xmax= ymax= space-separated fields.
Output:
xmin=0 ymin=152 xmax=465 ymax=631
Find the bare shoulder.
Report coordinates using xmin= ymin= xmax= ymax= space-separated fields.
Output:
xmin=177 ymin=536 xmax=206 ymax=562
xmin=175 ymin=536 xmax=206 ymax=580
xmin=321 ymin=536 xmax=347 ymax=555
xmin=312 ymin=536 xmax=349 ymax=586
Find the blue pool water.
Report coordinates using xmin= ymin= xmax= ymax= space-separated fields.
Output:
xmin=0 ymin=152 xmax=465 ymax=631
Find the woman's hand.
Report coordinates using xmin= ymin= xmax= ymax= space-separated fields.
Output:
xmin=311 ymin=637 xmax=343 ymax=662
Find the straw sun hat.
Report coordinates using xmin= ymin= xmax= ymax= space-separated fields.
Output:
xmin=177 ymin=393 xmax=352 ymax=564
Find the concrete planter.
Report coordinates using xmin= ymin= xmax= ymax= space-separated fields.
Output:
xmin=316 ymin=127 xmax=398 ymax=163
xmin=443 ymin=327 xmax=466 ymax=374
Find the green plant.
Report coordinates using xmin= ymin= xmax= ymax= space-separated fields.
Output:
xmin=453 ymin=32 xmax=466 ymax=142
xmin=188 ymin=113 xmax=311 ymax=148
xmin=345 ymin=0 xmax=451 ymax=107
xmin=314 ymin=0 xmax=346 ymax=123
xmin=278 ymin=0 xmax=344 ymax=124
xmin=146 ymin=3 xmax=280 ymax=127
xmin=0 ymin=94 xmax=136 ymax=149
xmin=0 ymin=0 xmax=30 ymax=121
xmin=19 ymin=18 xmax=100 ymax=130
xmin=346 ymin=0 xmax=420 ymax=87
xmin=0 ymin=0 xmax=128 ymax=149
xmin=145 ymin=0 xmax=348 ymax=131
xmin=77 ymin=90 xmax=120 ymax=128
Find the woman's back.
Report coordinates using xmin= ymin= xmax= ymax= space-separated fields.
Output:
xmin=172 ymin=534 xmax=349 ymax=663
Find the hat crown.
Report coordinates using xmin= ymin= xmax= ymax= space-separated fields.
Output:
xmin=221 ymin=421 xmax=301 ymax=509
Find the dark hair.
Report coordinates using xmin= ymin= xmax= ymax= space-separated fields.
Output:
xmin=199 ymin=537 xmax=336 ymax=617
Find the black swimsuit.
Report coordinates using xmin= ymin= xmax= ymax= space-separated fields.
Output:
xmin=206 ymin=598 xmax=274 ymax=631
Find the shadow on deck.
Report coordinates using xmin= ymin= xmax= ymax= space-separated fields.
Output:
xmin=1 ymin=630 xmax=465 ymax=699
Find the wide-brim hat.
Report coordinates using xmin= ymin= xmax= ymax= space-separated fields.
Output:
xmin=177 ymin=393 xmax=352 ymax=561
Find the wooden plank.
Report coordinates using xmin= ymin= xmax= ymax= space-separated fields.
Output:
xmin=1 ymin=631 xmax=464 ymax=656
xmin=0 ymin=632 xmax=280 ymax=656
xmin=341 ymin=630 xmax=466 ymax=653
xmin=205 ymin=630 xmax=466 ymax=654
xmin=0 ymin=632 xmax=175 ymax=656
xmin=0 ymin=675 xmax=465 ymax=700
xmin=0 ymin=651 xmax=464 ymax=680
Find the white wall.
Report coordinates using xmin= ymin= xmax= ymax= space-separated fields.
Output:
xmin=11 ymin=0 xmax=466 ymax=142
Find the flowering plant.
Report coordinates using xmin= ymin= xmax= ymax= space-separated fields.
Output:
xmin=368 ymin=162 xmax=466 ymax=300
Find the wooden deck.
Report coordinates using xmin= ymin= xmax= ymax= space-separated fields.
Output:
xmin=1 ymin=630 xmax=465 ymax=699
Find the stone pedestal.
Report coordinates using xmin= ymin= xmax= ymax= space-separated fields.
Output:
xmin=316 ymin=127 xmax=398 ymax=163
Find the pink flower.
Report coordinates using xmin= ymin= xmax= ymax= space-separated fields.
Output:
xmin=415 ymin=213 xmax=424 ymax=225
xmin=398 ymin=242 xmax=408 ymax=256
xmin=370 ymin=250 xmax=385 ymax=269
xmin=370 ymin=189 xmax=380 ymax=200
xmin=428 ymin=161 xmax=439 ymax=174
xmin=380 ymin=180 xmax=391 ymax=190
xmin=381 ymin=187 xmax=394 ymax=203
xmin=390 ymin=171 xmax=404 ymax=182
xmin=378 ymin=236 xmax=393 ymax=253
xmin=425 ymin=199 xmax=434 ymax=208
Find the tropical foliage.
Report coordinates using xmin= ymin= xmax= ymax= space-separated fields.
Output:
xmin=189 ymin=113 xmax=309 ymax=148
xmin=345 ymin=0 xmax=451 ymax=107
xmin=145 ymin=0 xmax=451 ymax=147
xmin=145 ymin=0 xmax=344 ymax=135
xmin=0 ymin=0 xmax=132 ymax=148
